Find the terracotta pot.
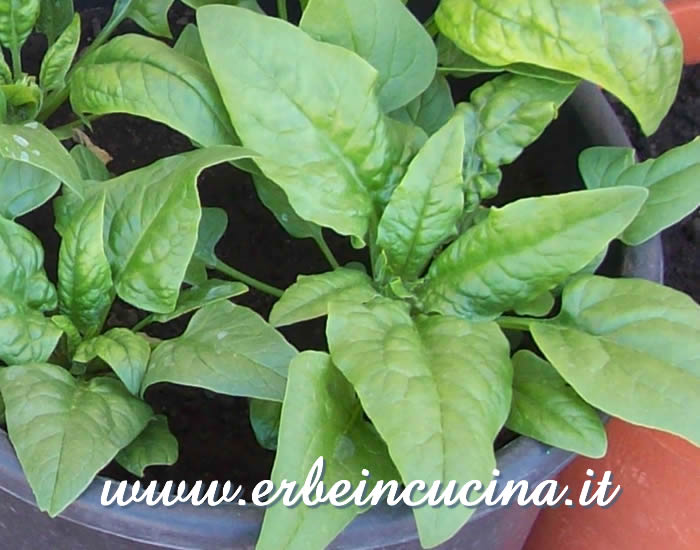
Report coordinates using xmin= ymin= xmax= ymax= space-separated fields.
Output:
xmin=524 ymin=419 xmax=700 ymax=550
xmin=667 ymin=0 xmax=700 ymax=64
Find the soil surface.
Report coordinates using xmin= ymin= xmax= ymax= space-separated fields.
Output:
xmin=15 ymin=3 xmax=699 ymax=494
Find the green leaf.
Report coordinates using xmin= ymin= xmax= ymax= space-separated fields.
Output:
xmin=1 ymin=80 xmax=43 ymax=123
xmin=251 ymin=174 xmax=324 ymax=242
xmin=0 ymin=217 xmax=60 ymax=365
xmin=94 ymin=146 xmax=253 ymax=314
xmin=0 ymin=158 xmax=60 ymax=219
xmin=270 ymin=268 xmax=378 ymax=327
xmin=191 ymin=206 xmax=227 ymax=268
xmin=437 ymin=34 xmax=579 ymax=84
xmin=116 ymin=414 xmax=178 ymax=477
xmin=506 ymin=350 xmax=607 ymax=458
xmin=50 ymin=314 xmax=81 ymax=356
xmin=36 ymin=0 xmax=74 ymax=45
xmin=0 ymin=364 xmax=152 ymax=516
xmin=458 ymin=74 xmax=576 ymax=206
xmin=0 ymin=0 xmax=40 ymax=52
xmin=249 ymin=398 xmax=281 ymax=451
xmin=75 ymin=329 xmax=151 ymax=396
xmin=531 ymin=275 xmax=700 ymax=446
xmin=57 ymin=191 xmax=114 ymax=337
xmin=377 ymin=112 xmax=465 ymax=279
xmin=513 ymin=292 xmax=555 ymax=317
xmin=0 ymin=122 xmax=83 ymax=195
xmin=256 ymin=351 xmax=398 ymax=550
xmin=435 ymin=0 xmax=682 ymax=135
xmin=578 ymin=146 xmax=636 ymax=190
xmin=300 ymin=0 xmax=436 ymax=112
xmin=173 ymin=24 xmax=208 ymax=66
xmin=389 ymin=74 xmax=455 ymax=136
xmin=327 ymin=299 xmax=512 ymax=547
xmin=148 ymin=279 xmax=248 ymax=325
xmin=127 ymin=0 xmax=174 ymax=39
xmin=70 ymin=144 xmax=111 ymax=181
xmin=198 ymin=5 xmax=408 ymax=240
xmin=582 ymin=138 xmax=700 ymax=245
xmin=142 ymin=301 xmax=296 ymax=401
xmin=39 ymin=13 xmax=80 ymax=94
xmin=70 ymin=34 xmax=237 ymax=148
xmin=420 ymin=187 xmax=648 ymax=321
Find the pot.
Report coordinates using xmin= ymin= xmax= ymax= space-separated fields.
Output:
xmin=0 ymin=78 xmax=663 ymax=549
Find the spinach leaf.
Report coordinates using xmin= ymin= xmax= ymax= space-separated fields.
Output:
xmin=532 ymin=275 xmax=700 ymax=447
xmin=389 ymin=74 xmax=455 ymax=136
xmin=127 ymin=0 xmax=174 ymax=39
xmin=249 ymin=398 xmax=281 ymax=451
xmin=36 ymin=0 xmax=74 ymax=46
xmin=39 ymin=12 xmax=80 ymax=94
xmin=116 ymin=414 xmax=178 ymax=477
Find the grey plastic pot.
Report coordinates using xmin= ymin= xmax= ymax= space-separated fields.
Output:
xmin=0 ymin=76 xmax=663 ymax=550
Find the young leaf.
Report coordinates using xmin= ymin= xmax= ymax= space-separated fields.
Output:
xmin=437 ymin=34 xmax=579 ymax=84
xmin=435 ymin=0 xmax=682 ymax=135
xmin=70 ymin=144 xmax=111 ymax=181
xmin=389 ymin=74 xmax=455 ymax=136
xmin=57 ymin=191 xmax=114 ymax=338
xmin=0 ymin=217 xmax=61 ymax=365
xmin=95 ymin=146 xmax=253 ymax=314
xmin=75 ymin=329 xmax=151 ymax=396
xmin=0 ymin=159 xmax=60 ymax=219
xmin=251 ymin=174 xmax=324 ymax=242
xmin=583 ymin=138 xmax=700 ymax=246
xmin=142 ymin=301 xmax=296 ymax=401
xmin=513 ymin=291 xmax=555 ymax=318
xmin=70 ymin=35 xmax=237 ymax=148
xmin=327 ymin=299 xmax=512 ymax=548
xmin=50 ymin=315 xmax=81 ymax=357
xmin=39 ymin=13 xmax=80 ymax=94
xmin=377 ymin=112 xmax=465 ymax=279
xmin=36 ymin=0 xmax=74 ymax=46
xmin=0 ymin=0 xmax=40 ymax=54
xmin=146 ymin=279 xmax=248 ymax=325
xmin=0 ymin=364 xmax=152 ymax=516
xmin=578 ymin=146 xmax=636 ymax=190
xmin=127 ymin=0 xmax=174 ymax=39
xmin=116 ymin=415 xmax=178 ymax=477
xmin=506 ymin=350 xmax=607 ymax=458
xmin=300 ymin=0 xmax=437 ymax=112
xmin=0 ymin=122 xmax=83 ymax=195
xmin=256 ymin=351 xmax=398 ymax=550
xmin=531 ymin=275 xmax=700 ymax=447
xmin=420 ymin=187 xmax=648 ymax=321
xmin=269 ymin=268 xmax=378 ymax=327
xmin=459 ymin=74 xmax=576 ymax=206
xmin=198 ymin=5 xmax=408 ymax=240
xmin=249 ymin=398 xmax=281 ymax=451
xmin=173 ymin=24 xmax=208 ymax=66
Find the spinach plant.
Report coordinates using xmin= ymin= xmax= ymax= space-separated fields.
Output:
xmin=0 ymin=1 xmax=697 ymax=550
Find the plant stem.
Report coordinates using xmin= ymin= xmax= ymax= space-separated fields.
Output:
xmin=11 ymin=46 xmax=22 ymax=79
xmin=132 ymin=316 xmax=153 ymax=333
xmin=38 ymin=7 xmax=129 ymax=122
xmin=277 ymin=0 xmax=288 ymax=20
xmin=50 ymin=114 xmax=100 ymax=140
xmin=315 ymin=234 xmax=340 ymax=270
xmin=497 ymin=316 xmax=535 ymax=332
xmin=214 ymin=260 xmax=284 ymax=298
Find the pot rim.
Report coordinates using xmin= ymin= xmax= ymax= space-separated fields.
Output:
xmin=0 ymin=82 xmax=664 ymax=550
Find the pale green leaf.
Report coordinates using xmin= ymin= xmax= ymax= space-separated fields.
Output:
xmin=127 ymin=0 xmax=174 ymax=39
xmin=578 ymin=146 xmax=636 ymax=190
xmin=327 ymin=299 xmax=512 ymax=547
xmin=257 ymin=351 xmax=398 ymax=550
xmin=70 ymin=144 xmax=111 ymax=181
xmin=36 ymin=0 xmax=74 ymax=45
xmin=506 ymin=350 xmax=607 ymax=457
xmin=300 ymin=0 xmax=437 ymax=112
xmin=531 ymin=275 xmax=700 ymax=447
xmin=420 ymin=187 xmax=648 ymax=321
xmin=270 ymin=268 xmax=378 ymax=327
xmin=174 ymin=24 xmax=207 ymax=66
xmin=389 ymin=74 xmax=455 ymax=136
xmin=0 ymin=364 xmax=152 ymax=516
xmin=435 ymin=0 xmax=682 ymax=134
xmin=0 ymin=0 xmax=40 ymax=52
xmin=0 ymin=158 xmax=60 ymax=219
xmin=39 ymin=13 xmax=80 ymax=93
xmin=116 ymin=414 xmax=178 ymax=476
xmin=142 ymin=301 xmax=296 ymax=401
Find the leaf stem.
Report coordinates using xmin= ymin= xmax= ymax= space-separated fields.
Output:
xmin=497 ymin=316 xmax=534 ymax=332
xmin=277 ymin=0 xmax=288 ymax=21
xmin=10 ymin=46 xmax=22 ymax=79
xmin=50 ymin=114 xmax=101 ymax=140
xmin=214 ymin=260 xmax=284 ymax=298
xmin=132 ymin=316 xmax=153 ymax=333
xmin=314 ymin=234 xmax=340 ymax=270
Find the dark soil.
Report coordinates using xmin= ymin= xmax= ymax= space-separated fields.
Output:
xmin=16 ymin=2 xmax=698 ymax=494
